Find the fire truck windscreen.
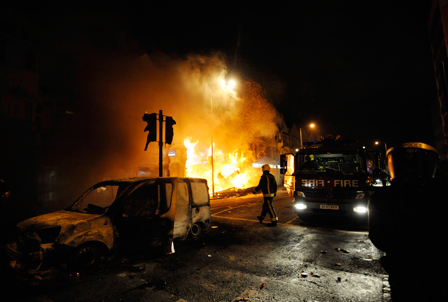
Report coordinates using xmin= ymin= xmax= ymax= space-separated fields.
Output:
xmin=298 ymin=152 xmax=363 ymax=173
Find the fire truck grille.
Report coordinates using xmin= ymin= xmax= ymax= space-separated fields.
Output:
xmin=303 ymin=190 xmax=359 ymax=199
xmin=313 ymin=209 xmax=348 ymax=215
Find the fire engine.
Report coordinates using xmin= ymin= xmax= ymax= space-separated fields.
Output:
xmin=280 ymin=135 xmax=377 ymax=221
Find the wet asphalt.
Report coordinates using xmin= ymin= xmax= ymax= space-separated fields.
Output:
xmin=0 ymin=188 xmax=389 ymax=301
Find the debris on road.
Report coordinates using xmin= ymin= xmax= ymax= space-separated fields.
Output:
xmin=335 ymin=247 xmax=349 ymax=253
xmin=260 ymin=282 xmax=265 ymax=289
xmin=300 ymin=271 xmax=322 ymax=278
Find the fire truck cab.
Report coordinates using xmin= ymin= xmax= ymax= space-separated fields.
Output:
xmin=280 ymin=136 xmax=374 ymax=221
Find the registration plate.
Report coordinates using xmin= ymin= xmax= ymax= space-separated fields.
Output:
xmin=320 ymin=205 xmax=339 ymax=210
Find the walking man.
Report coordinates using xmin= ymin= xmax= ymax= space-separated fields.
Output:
xmin=254 ymin=164 xmax=278 ymax=227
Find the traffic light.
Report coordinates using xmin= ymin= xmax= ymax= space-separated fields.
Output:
xmin=165 ymin=116 xmax=176 ymax=145
xmin=143 ymin=113 xmax=157 ymax=151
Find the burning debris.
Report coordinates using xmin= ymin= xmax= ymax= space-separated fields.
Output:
xmin=183 ymin=136 xmax=271 ymax=195
xmin=214 ymin=187 xmax=256 ymax=199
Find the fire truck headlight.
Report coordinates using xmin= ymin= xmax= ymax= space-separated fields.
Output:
xmin=353 ymin=206 xmax=368 ymax=214
xmin=355 ymin=193 xmax=365 ymax=199
xmin=295 ymin=202 xmax=307 ymax=210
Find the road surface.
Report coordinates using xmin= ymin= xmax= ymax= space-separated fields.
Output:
xmin=1 ymin=188 xmax=389 ymax=301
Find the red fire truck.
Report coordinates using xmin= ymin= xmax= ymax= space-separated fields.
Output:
xmin=280 ymin=135 xmax=377 ymax=221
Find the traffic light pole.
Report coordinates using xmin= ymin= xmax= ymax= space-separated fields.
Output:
xmin=143 ymin=110 xmax=175 ymax=178
xmin=159 ymin=110 xmax=163 ymax=177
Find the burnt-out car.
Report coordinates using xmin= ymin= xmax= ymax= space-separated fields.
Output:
xmin=4 ymin=177 xmax=211 ymax=277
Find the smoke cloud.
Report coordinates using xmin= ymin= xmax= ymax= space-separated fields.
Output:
xmin=58 ymin=44 xmax=280 ymax=195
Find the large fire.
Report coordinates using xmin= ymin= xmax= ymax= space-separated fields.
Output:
xmin=172 ymin=64 xmax=280 ymax=196
xmin=183 ymin=137 xmax=260 ymax=194
xmin=68 ymin=51 xmax=280 ymax=197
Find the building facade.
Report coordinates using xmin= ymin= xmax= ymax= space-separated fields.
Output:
xmin=0 ymin=10 xmax=80 ymax=216
xmin=429 ymin=0 xmax=448 ymax=163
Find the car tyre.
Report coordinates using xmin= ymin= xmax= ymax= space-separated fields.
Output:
xmin=190 ymin=223 xmax=202 ymax=238
xmin=69 ymin=244 xmax=102 ymax=271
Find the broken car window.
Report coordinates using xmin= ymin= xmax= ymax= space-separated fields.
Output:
xmin=161 ymin=183 xmax=173 ymax=214
xmin=191 ymin=182 xmax=208 ymax=205
xmin=67 ymin=185 xmax=119 ymax=213
xmin=122 ymin=184 xmax=159 ymax=217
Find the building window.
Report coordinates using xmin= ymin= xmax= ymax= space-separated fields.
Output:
xmin=0 ymin=40 xmax=6 ymax=63
xmin=441 ymin=59 xmax=448 ymax=111
xmin=0 ymin=21 xmax=16 ymax=37
xmin=27 ymin=50 xmax=36 ymax=71
xmin=25 ymin=101 xmax=33 ymax=122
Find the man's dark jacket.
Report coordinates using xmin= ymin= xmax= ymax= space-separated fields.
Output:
xmin=255 ymin=171 xmax=277 ymax=197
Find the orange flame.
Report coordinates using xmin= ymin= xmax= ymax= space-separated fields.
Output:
xmin=184 ymin=137 xmax=260 ymax=194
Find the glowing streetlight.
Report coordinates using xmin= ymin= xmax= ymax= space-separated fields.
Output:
xmin=374 ymin=140 xmax=388 ymax=153
xmin=219 ymin=78 xmax=237 ymax=93
xmin=300 ymin=123 xmax=316 ymax=149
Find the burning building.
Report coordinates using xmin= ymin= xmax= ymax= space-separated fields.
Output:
xmin=72 ymin=51 xmax=285 ymax=198
xmin=141 ymin=55 xmax=283 ymax=196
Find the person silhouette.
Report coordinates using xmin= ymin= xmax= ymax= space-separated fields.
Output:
xmin=368 ymin=142 xmax=448 ymax=301
xmin=253 ymin=164 xmax=278 ymax=227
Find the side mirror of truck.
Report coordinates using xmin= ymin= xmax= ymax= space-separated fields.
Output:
xmin=280 ymin=154 xmax=286 ymax=167
xmin=280 ymin=153 xmax=294 ymax=174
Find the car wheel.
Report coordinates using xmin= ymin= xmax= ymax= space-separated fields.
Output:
xmin=69 ymin=244 xmax=102 ymax=271
xmin=190 ymin=223 xmax=202 ymax=238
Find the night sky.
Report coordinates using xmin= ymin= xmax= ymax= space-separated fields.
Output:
xmin=18 ymin=1 xmax=436 ymax=147
xmin=118 ymin=1 xmax=436 ymax=147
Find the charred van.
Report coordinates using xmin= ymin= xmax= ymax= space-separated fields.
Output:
xmin=280 ymin=136 xmax=374 ymax=221
xmin=4 ymin=177 xmax=211 ymax=277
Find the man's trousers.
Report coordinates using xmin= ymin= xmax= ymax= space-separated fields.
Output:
xmin=260 ymin=197 xmax=278 ymax=222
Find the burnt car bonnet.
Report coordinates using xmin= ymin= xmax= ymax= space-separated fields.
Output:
xmin=17 ymin=210 xmax=103 ymax=230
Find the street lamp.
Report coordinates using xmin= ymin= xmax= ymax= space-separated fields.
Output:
xmin=211 ymin=78 xmax=237 ymax=198
xmin=299 ymin=123 xmax=315 ymax=149
xmin=211 ymin=95 xmax=214 ymax=198
xmin=374 ymin=140 xmax=388 ymax=152
xmin=219 ymin=79 xmax=236 ymax=92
